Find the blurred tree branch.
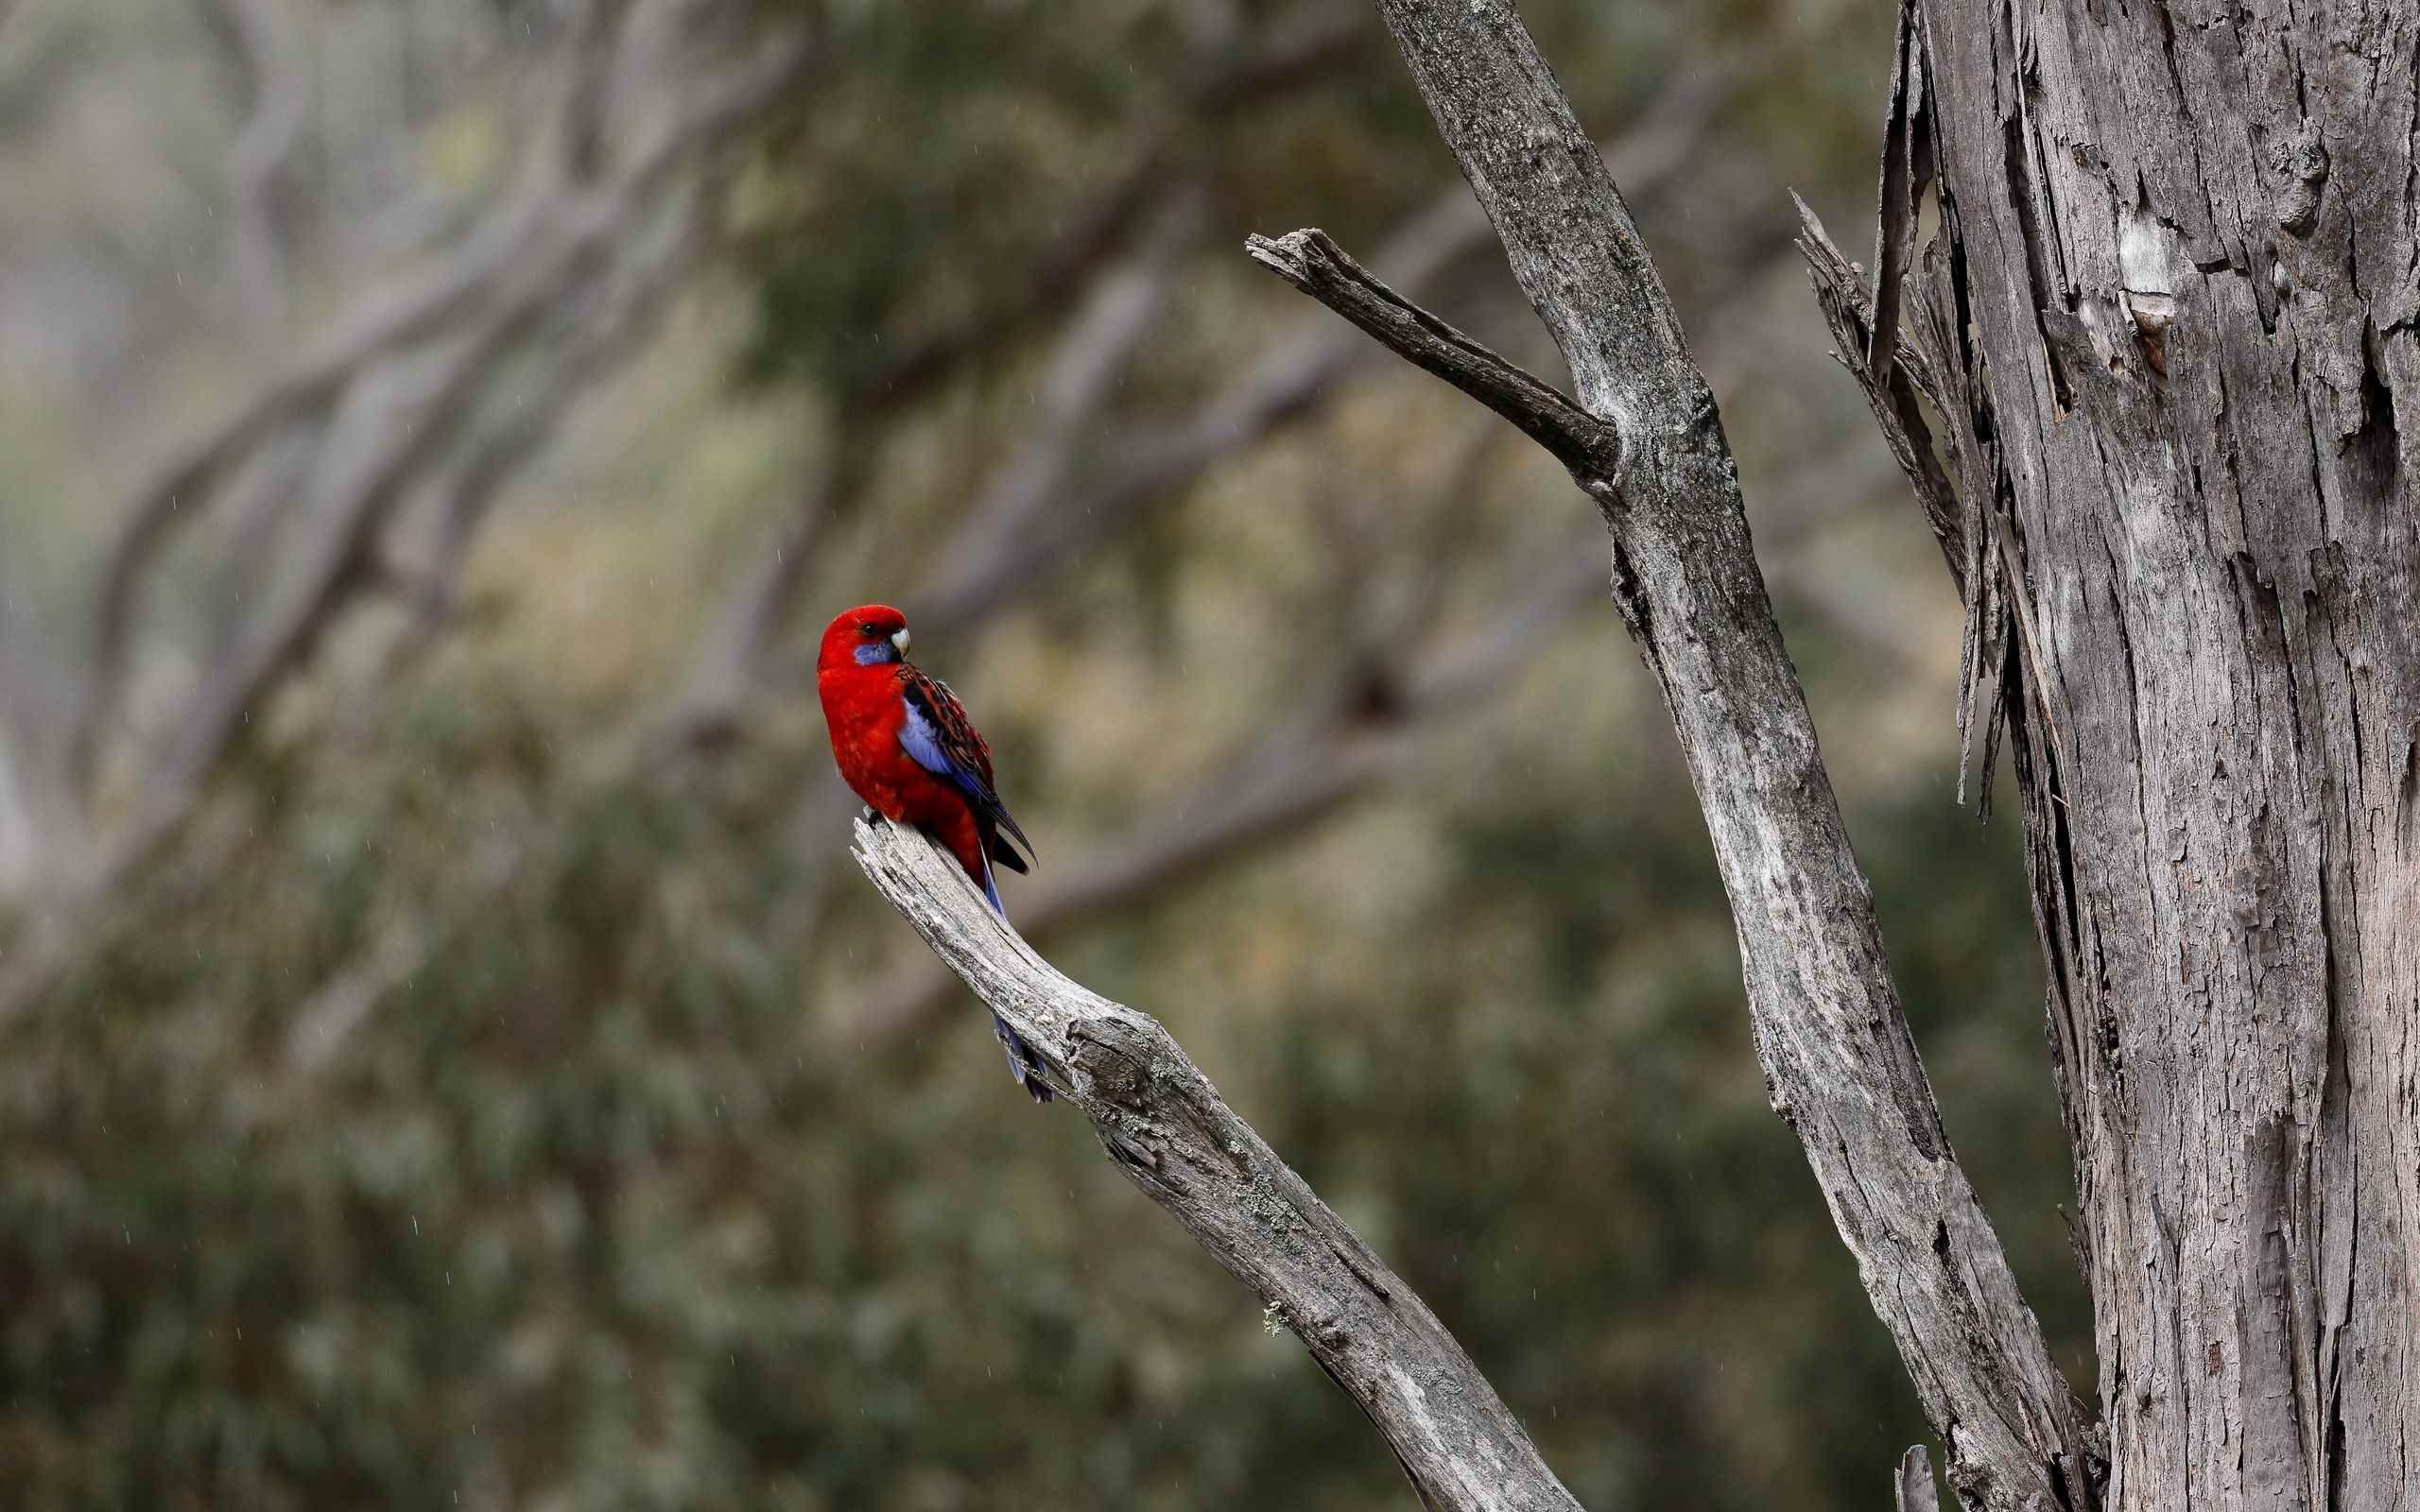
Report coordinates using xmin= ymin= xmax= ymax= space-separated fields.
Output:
xmin=194 ymin=0 xmax=310 ymax=349
xmin=851 ymin=816 xmax=1584 ymax=1512
xmin=0 ymin=522 xmax=87 ymax=893
xmin=666 ymin=49 xmax=1742 ymax=744
xmin=665 ymin=4 xmax=1380 ymax=741
xmin=16 ymin=1 xmax=821 ymax=904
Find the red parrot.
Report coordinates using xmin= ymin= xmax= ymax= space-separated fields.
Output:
xmin=816 ymin=604 xmax=1049 ymax=1102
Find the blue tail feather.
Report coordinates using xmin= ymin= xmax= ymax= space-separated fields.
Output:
xmin=992 ymin=1012 xmax=1053 ymax=1103
xmin=979 ymin=851 xmax=1050 ymax=1103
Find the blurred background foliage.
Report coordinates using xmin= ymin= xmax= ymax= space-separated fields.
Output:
xmin=0 ymin=0 xmax=2088 ymax=1507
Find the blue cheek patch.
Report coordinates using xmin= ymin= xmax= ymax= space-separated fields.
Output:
xmin=854 ymin=642 xmax=898 ymax=665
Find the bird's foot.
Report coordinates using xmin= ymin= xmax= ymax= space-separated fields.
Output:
xmin=859 ymin=804 xmax=882 ymax=823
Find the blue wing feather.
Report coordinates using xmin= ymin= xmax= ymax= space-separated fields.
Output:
xmin=896 ymin=696 xmax=964 ymax=785
xmin=896 ymin=671 xmax=1035 ymax=868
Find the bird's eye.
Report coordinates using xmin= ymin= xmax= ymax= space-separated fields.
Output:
xmin=859 ymin=622 xmax=877 ymax=635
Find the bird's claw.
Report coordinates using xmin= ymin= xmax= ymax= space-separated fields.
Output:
xmin=859 ymin=804 xmax=881 ymax=823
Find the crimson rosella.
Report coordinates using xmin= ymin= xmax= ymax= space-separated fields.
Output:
xmin=816 ymin=604 xmax=1050 ymax=1102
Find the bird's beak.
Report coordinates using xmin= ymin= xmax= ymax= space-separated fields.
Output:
xmin=890 ymin=627 xmax=912 ymax=658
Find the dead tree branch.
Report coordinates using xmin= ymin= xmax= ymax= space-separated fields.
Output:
xmin=1245 ymin=229 xmax=1618 ymax=477
xmin=1247 ymin=4 xmax=2096 ymax=1507
xmin=850 ymin=816 xmax=1583 ymax=1512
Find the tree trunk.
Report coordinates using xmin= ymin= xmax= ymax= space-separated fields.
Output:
xmin=1913 ymin=4 xmax=2419 ymax=1508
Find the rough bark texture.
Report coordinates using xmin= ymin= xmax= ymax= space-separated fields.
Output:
xmin=1255 ymin=4 xmax=2100 ymax=1508
xmin=1891 ymin=4 xmax=2420 ymax=1509
xmin=850 ymin=818 xmax=1584 ymax=1512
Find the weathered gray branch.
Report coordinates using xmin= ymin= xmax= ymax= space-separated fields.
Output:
xmin=850 ymin=816 xmax=1583 ymax=1512
xmin=1250 ymin=4 xmax=2096 ymax=1508
xmin=1244 ymin=229 xmax=1618 ymax=478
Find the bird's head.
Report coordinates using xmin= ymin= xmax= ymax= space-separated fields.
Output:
xmin=819 ymin=604 xmax=913 ymax=671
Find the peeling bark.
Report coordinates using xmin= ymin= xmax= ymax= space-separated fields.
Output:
xmin=1845 ymin=3 xmax=2419 ymax=1507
